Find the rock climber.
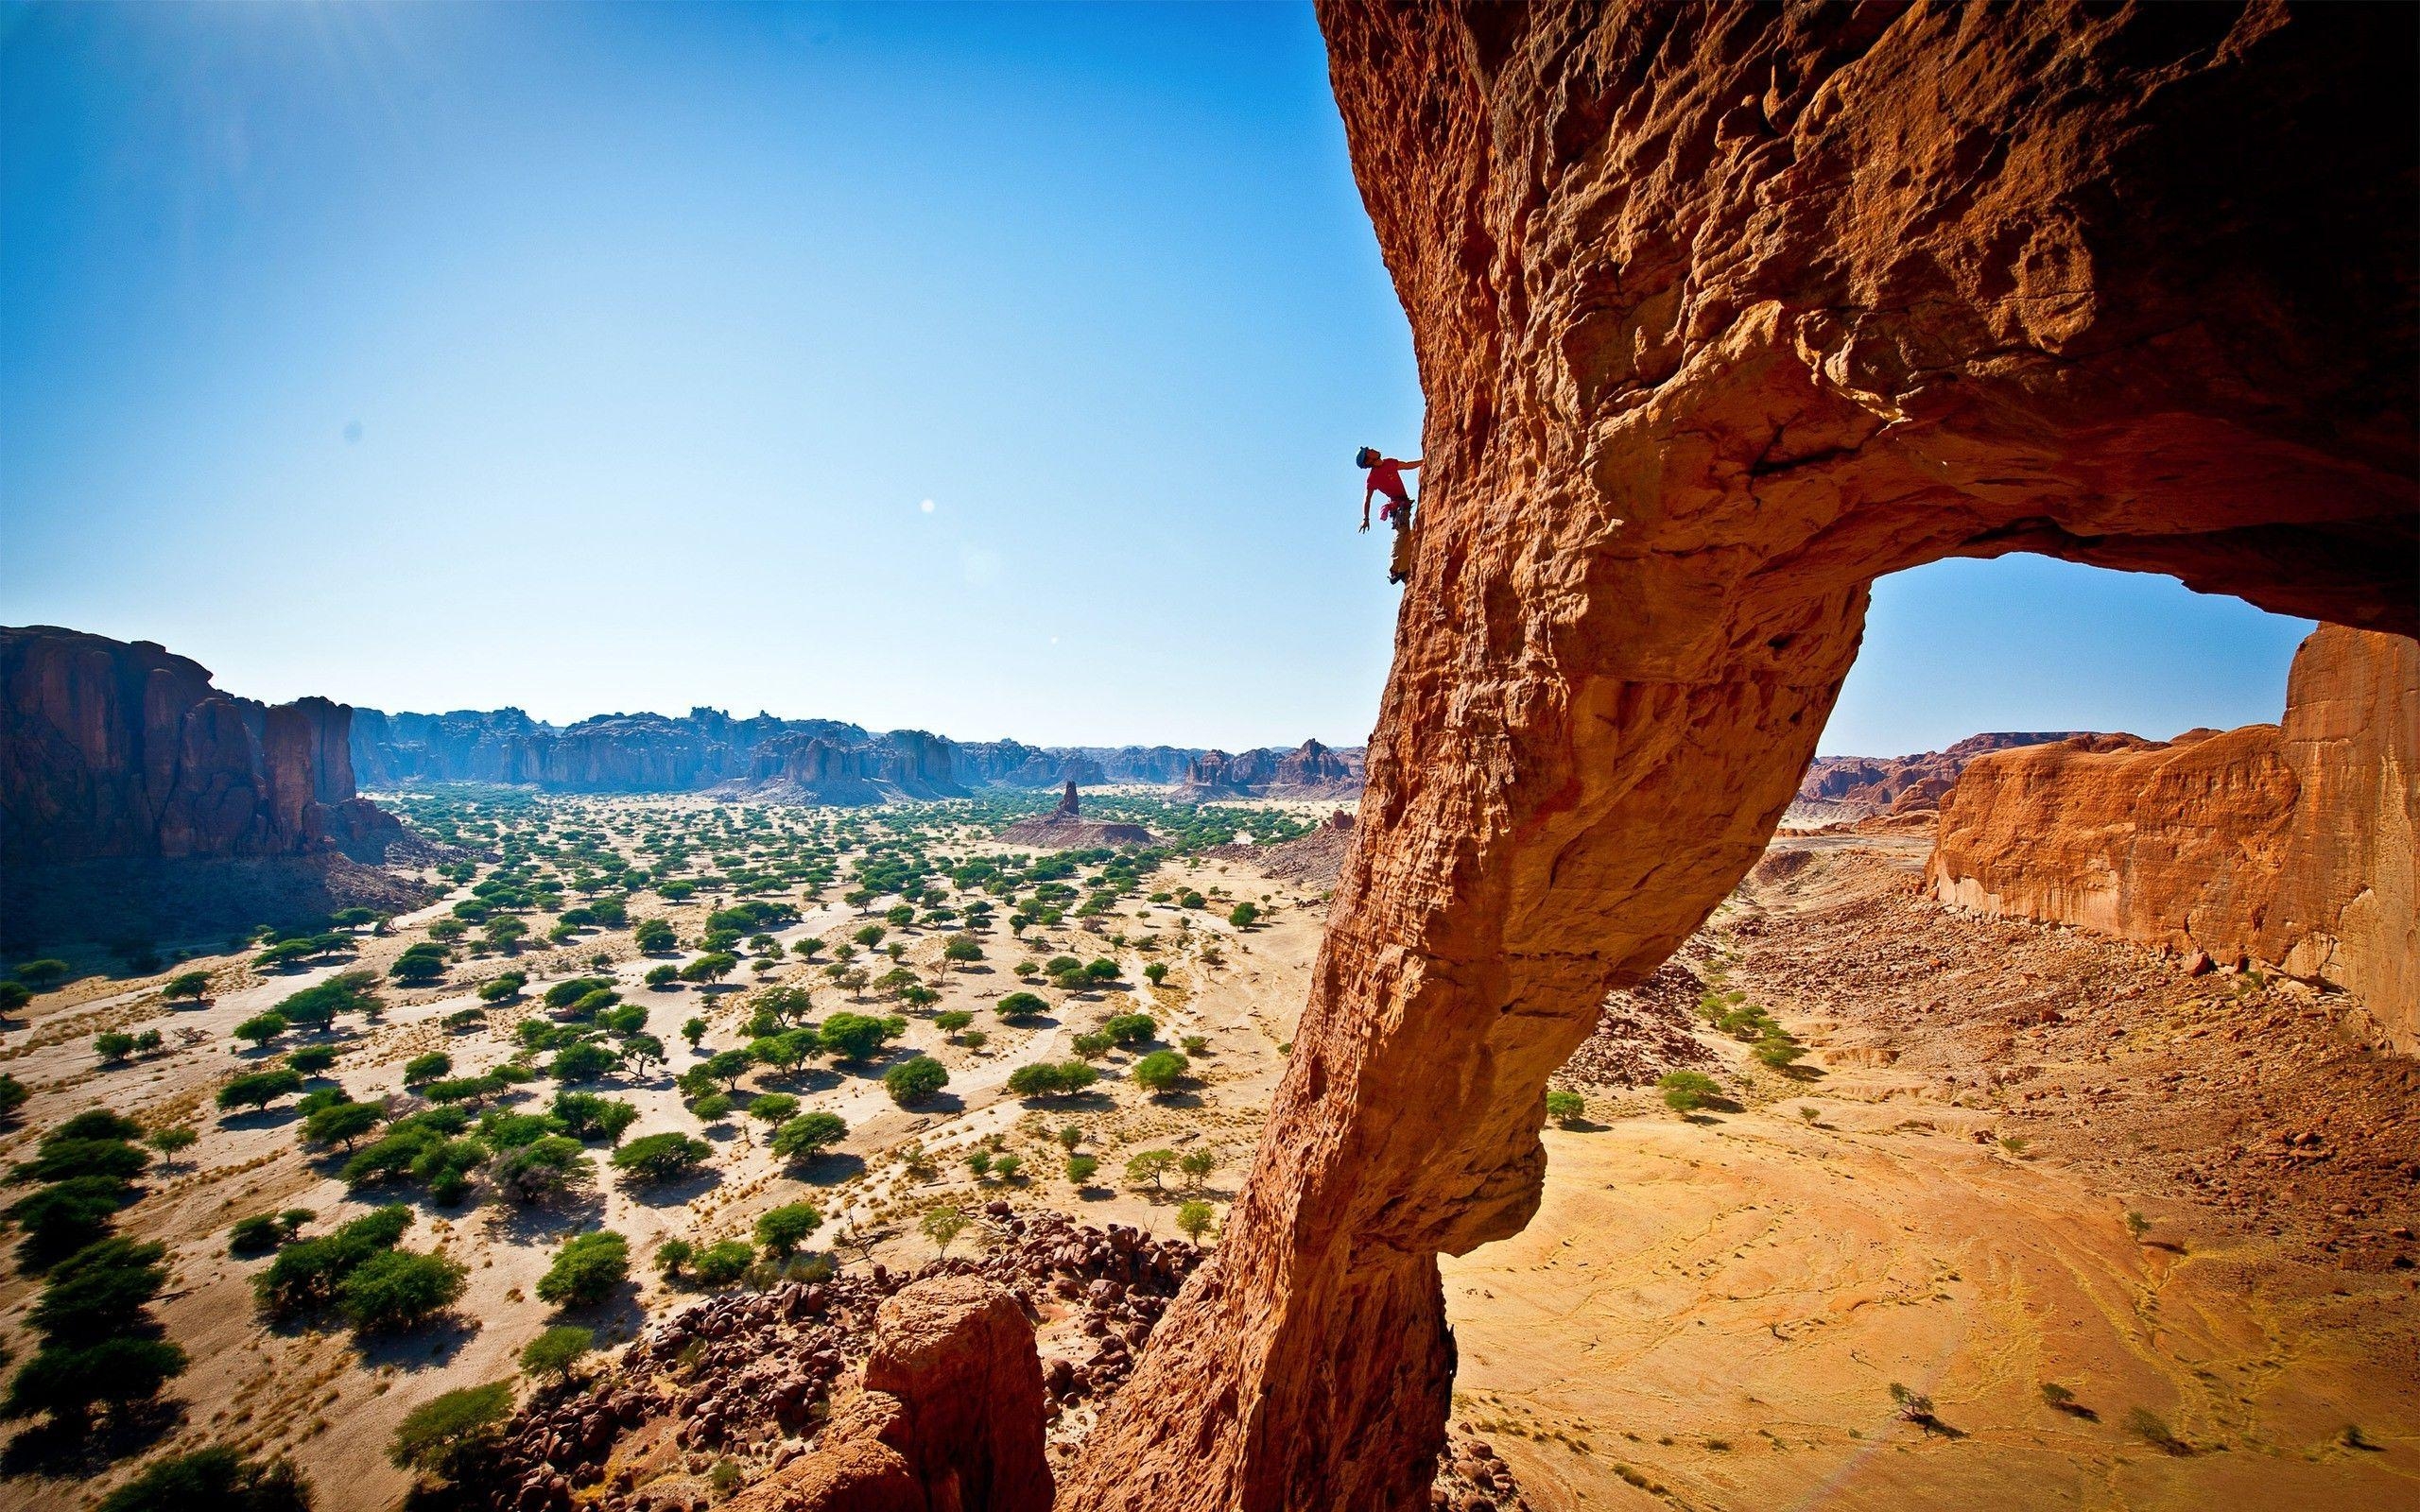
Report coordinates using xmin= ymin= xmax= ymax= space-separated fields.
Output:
xmin=1357 ymin=446 xmax=1423 ymax=584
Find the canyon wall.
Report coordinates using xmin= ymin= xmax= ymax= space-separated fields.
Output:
xmin=714 ymin=730 xmax=969 ymax=806
xmin=0 ymin=625 xmax=399 ymax=865
xmin=1930 ymin=627 xmax=2417 ymax=1051
xmin=1061 ymin=5 xmax=2418 ymax=1509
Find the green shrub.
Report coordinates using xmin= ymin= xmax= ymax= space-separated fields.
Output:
xmin=337 ymin=1249 xmax=467 ymax=1332
xmin=535 ymin=1231 xmax=629 ymax=1308
xmin=389 ymin=1380 xmax=513 ymax=1479
xmin=95 ymin=1447 xmax=311 ymax=1512
xmin=611 ymin=1132 xmax=712 ymax=1186
xmin=520 ymin=1325 xmax=595 ymax=1383
xmin=754 ymin=1203 xmax=823 ymax=1259
xmin=884 ymin=1056 xmax=949 ymax=1106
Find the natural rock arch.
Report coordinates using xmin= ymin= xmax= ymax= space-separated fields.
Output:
xmin=1062 ymin=4 xmax=2416 ymax=1508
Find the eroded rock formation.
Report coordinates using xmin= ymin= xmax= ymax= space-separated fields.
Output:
xmin=1 ymin=625 xmax=399 ymax=864
xmin=1062 ymin=5 xmax=2418 ymax=1508
xmin=1793 ymin=731 xmax=2089 ymax=821
xmin=1930 ymin=627 xmax=2417 ymax=1051
xmin=995 ymin=782 xmax=1158 ymax=849
xmin=1183 ymin=739 xmax=1365 ymax=799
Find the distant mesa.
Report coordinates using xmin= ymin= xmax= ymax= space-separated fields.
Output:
xmin=997 ymin=781 xmax=1157 ymax=849
xmin=1183 ymin=739 xmax=1364 ymax=800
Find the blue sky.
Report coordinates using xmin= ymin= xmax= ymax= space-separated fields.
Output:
xmin=0 ymin=2 xmax=2311 ymax=754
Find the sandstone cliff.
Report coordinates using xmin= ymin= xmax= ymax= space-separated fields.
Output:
xmin=996 ymin=782 xmax=1158 ymax=849
xmin=1 ymin=625 xmax=399 ymax=864
xmin=1929 ymin=627 xmax=2417 ymax=1051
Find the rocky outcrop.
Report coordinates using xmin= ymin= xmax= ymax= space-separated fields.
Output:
xmin=1929 ymin=627 xmax=2417 ymax=1051
xmin=996 ymin=782 xmax=1157 ymax=849
xmin=715 ymin=731 xmax=966 ymax=806
xmin=1 ymin=625 xmax=399 ymax=864
xmin=1063 ymin=6 xmax=2418 ymax=1509
xmin=1794 ymin=732 xmax=2090 ymax=821
xmin=1183 ymin=739 xmax=1365 ymax=799
xmin=745 ymin=1279 xmax=1054 ymax=1512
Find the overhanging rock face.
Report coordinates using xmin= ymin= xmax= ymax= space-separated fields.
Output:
xmin=1059 ymin=5 xmax=2418 ymax=1509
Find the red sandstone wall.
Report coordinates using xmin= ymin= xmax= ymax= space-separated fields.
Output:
xmin=1928 ymin=627 xmax=2418 ymax=1050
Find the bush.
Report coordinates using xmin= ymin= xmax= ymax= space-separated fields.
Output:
xmin=995 ymin=991 xmax=1048 ymax=1021
xmin=230 ymin=1214 xmax=288 ymax=1256
xmin=883 ymin=1056 xmax=949 ymax=1106
xmin=1176 ymin=1199 xmax=1217 ymax=1244
xmin=9 ymin=1177 xmax=130 ymax=1261
xmin=404 ymin=1052 xmax=453 ymax=1087
xmin=95 ymin=1447 xmax=312 ymax=1512
xmin=1006 ymin=1060 xmax=1098 ymax=1099
xmin=233 ymin=1012 xmax=290 ymax=1048
xmin=3 ymin=1335 xmax=188 ymax=1423
xmin=612 ymin=1132 xmax=712 ymax=1185
xmin=549 ymin=1041 xmax=620 ymax=1083
xmin=1227 ymin=902 xmax=1259 ymax=928
xmin=302 ymin=1100 xmax=384 ymax=1151
xmin=1544 ymin=1090 xmax=1586 ymax=1126
xmin=338 ymin=1248 xmax=467 ymax=1332
xmin=521 ymin=1325 xmax=596 ymax=1383
xmin=754 ymin=1202 xmax=823 ymax=1259
xmin=1658 ymin=1070 xmax=1720 ymax=1114
xmin=14 ymin=958 xmax=70 ymax=988
xmin=389 ymin=1380 xmax=513 ymax=1478
xmin=254 ymin=1206 xmax=413 ymax=1316
xmin=771 ymin=1111 xmax=849 ymax=1160
xmin=492 ymin=1136 xmax=592 ymax=1205
xmin=645 ymin=964 xmax=680 ymax=989
xmin=1129 ymin=1050 xmax=1188 ymax=1094
xmin=218 ymin=1068 xmax=305 ymax=1112
xmin=536 ymin=1231 xmax=629 ymax=1308
xmin=551 ymin=1091 xmax=639 ymax=1143
xmin=477 ymin=972 xmax=527 ymax=1004
xmin=691 ymin=1240 xmax=754 ymax=1286
xmin=817 ymin=1011 xmax=897 ymax=1062
xmin=1064 ymin=1154 xmax=1099 ymax=1186
xmin=1101 ymin=1013 xmax=1156 ymax=1044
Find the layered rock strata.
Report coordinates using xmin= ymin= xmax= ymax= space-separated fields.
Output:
xmin=1930 ymin=626 xmax=2417 ymax=1051
xmin=1061 ymin=5 xmax=2419 ymax=1509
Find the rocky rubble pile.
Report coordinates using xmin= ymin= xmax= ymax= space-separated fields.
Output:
xmin=1430 ymin=1430 xmax=1535 ymax=1512
xmin=1554 ymin=961 xmax=1720 ymax=1091
xmin=472 ymin=1210 xmax=1201 ymax=1512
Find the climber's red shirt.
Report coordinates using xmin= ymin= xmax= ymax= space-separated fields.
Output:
xmin=1365 ymin=458 xmax=1410 ymax=505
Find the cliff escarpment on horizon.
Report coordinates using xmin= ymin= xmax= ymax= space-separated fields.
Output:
xmin=1929 ymin=626 xmax=2418 ymax=1052
xmin=351 ymin=706 xmax=1360 ymax=803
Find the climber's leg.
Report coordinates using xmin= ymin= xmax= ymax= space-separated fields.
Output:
xmin=1388 ymin=502 xmax=1415 ymax=584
